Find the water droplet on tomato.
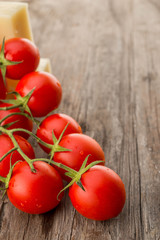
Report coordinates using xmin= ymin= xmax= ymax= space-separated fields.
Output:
xmin=36 ymin=204 xmax=42 ymax=208
xmin=80 ymin=151 xmax=84 ymax=156
xmin=20 ymin=203 xmax=24 ymax=207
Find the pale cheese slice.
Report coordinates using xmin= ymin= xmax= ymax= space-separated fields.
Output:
xmin=0 ymin=2 xmax=52 ymax=98
xmin=37 ymin=58 xmax=52 ymax=73
xmin=0 ymin=2 xmax=33 ymax=42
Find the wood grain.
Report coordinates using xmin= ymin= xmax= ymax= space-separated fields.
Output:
xmin=0 ymin=0 xmax=160 ymax=239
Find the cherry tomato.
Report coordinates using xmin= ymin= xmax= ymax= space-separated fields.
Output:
xmin=36 ymin=113 xmax=82 ymax=153
xmin=0 ymin=103 xmax=33 ymax=139
xmin=69 ymin=165 xmax=126 ymax=221
xmin=54 ymin=133 xmax=105 ymax=182
xmin=16 ymin=71 xmax=62 ymax=117
xmin=0 ymin=134 xmax=35 ymax=177
xmin=0 ymin=72 xmax=6 ymax=100
xmin=1 ymin=38 xmax=40 ymax=80
xmin=7 ymin=161 xmax=64 ymax=214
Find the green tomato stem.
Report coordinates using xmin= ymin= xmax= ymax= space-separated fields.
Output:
xmin=30 ymin=158 xmax=77 ymax=176
xmin=0 ymin=147 xmax=18 ymax=162
xmin=11 ymin=126 xmax=71 ymax=156
xmin=0 ymin=126 xmax=35 ymax=172
xmin=0 ymin=37 xmax=22 ymax=84
xmin=4 ymin=160 xmax=22 ymax=189
xmin=10 ymin=128 xmax=53 ymax=149
xmin=0 ymin=122 xmax=103 ymax=200
xmin=0 ymin=102 xmax=23 ymax=111
xmin=0 ymin=112 xmax=35 ymax=125
xmin=57 ymin=157 xmax=104 ymax=200
xmin=0 ymin=175 xmax=6 ymax=183
xmin=0 ymin=89 xmax=37 ymax=125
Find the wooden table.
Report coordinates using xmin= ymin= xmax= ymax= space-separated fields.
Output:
xmin=0 ymin=0 xmax=160 ymax=239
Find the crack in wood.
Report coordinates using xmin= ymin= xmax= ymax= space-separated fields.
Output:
xmin=69 ymin=209 xmax=76 ymax=240
xmin=135 ymin=137 xmax=144 ymax=240
xmin=22 ymin=215 xmax=30 ymax=240
xmin=0 ymin=201 xmax=6 ymax=232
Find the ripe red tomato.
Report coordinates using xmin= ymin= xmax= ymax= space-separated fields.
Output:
xmin=69 ymin=165 xmax=126 ymax=221
xmin=0 ymin=72 xmax=6 ymax=100
xmin=7 ymin=161 xmax=64 ymax=214
xmin=36 ymin=113 xmax=82 ymax=153
xmin=0 ymin=103 xmax=33 ymax=139
xmin=0 ymin=134 xmax=35 ymax=177
xmin=53 ymin=134 xmax=105 ymax=181
xmin=1 ymin=38 xmax=40 ymax=80
xmin=16 ymin=71 xmax=62 ymax=117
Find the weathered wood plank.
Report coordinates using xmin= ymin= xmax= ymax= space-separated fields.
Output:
xmin=0 ymin=0 xmax=159 ymax=239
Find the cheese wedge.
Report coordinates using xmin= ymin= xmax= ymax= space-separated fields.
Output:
xmin=0 ymin=2 xmax=52 ymax=98
xmin=0 ymin=2 xmax=33 ymax=42
xmin=6 ymin=58 xmax=52 ymax=94
xmin=37 ymin=58 xmax=52 ymax=73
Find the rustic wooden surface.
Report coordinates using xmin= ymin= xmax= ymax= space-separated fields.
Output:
xmin=0 ymin=0 xmax=160 ymax=239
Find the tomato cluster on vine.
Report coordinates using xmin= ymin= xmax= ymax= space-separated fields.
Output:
xmin=0 ymin=37 xmax=126 ymax=221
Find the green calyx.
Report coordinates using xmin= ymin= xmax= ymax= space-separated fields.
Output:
xmin=48 ymin=123 xmax=72 ymax=161
xmin=29 ymin=155 xmax=103 ymax=201
xmin=0 ymin=122 xmax=72 ymax=175
xmin=0 ymin=118 xmax=103 ymax=202
xmin=0 ymin=89 xmax=33 ymax=113
xmin=0 ymin=89 xmax=38 ymax=124
xmin=57 ymin=155 xmax=104 ymax=200
xmin=0 ymin=37 xmax=22 ymax=84
xmin=10 ymin=122 xmax=72 ymax=159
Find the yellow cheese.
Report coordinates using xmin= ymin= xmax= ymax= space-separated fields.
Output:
xmin=0 ymin=2 xmax=52 ymax=98
xmin=0 ymin=2 xmax=33 ymax=42
xmin=37 ymin=58 xmax=52 ymax=73
xmin=6 ymin=58 xmax=52 ymax=95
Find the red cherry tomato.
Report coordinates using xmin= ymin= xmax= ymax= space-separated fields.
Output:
xmin=7 ymin=161 xmax=64 ymax=214
xmin=0 ymin=72 xmax=6 ymax=100
xmin=36 ymin=113 xmax=82 ymax=153
xmin=1 ymin=38 xmax=40 ymax=80
xmin=69 ymin=165 xmax=126 ymax=221
xmin=0 ymin=134 xmax=35 ymax=177
xmin=0 ymin=103 xmax=33 ymax=139
xmin=54 ymin=133 xmax=105 ymax=182
xmin=16 ymin=71 xmax=62 ymax=117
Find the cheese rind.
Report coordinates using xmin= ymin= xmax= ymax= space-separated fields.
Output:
xmin=0 ymin=2 xmax=33 ymax=42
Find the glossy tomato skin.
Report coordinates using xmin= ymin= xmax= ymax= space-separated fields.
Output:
xmin=69 ymin=165 xmax=126 ymax=221
xmin=0 ymin=134 xmax=35 ymax=177
xmin=0 ymin=103 xmax=33 ymax=139
xmin=7 ymin=161 xmax=64 ymax=214
xmin=16 ymin=71 xmax=62 ymax=117
xmin=36 ymin=113 xmax=82 ymax=153
xmin=0 ymin=71 xmax=6 ymax=100
xmin=54 ymin=134 xmax=105 ymax=182
xmin=2 ymin=38 xmax=40 ymax=80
